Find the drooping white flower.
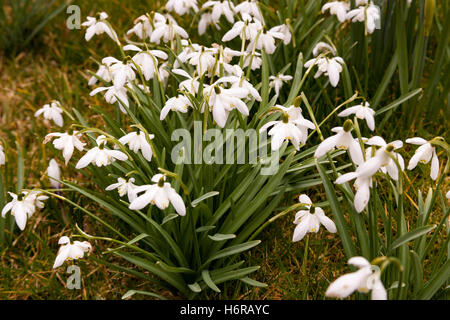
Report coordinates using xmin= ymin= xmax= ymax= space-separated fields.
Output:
xmin=76 ymin=135 xmax=128 ymax=169
xmin=326 ymin=256 xmax=387 ymax=300
xmin=1 ymin=191 xmax=48 ymax=231
xmin=101 ymin=57 xmax=136 ymax=90
xmin=269 ymin=74 xmax=293 ymax=96
xmin=247 ymin=27 xmax=286 ymax=54
xmin=172 ymin=68 xmax=200 ymax=95
xmin=44 ymin=131 xmax=86 ymax=165
xmin=149 ymin=14 xmax=189 ymax=44
xmin=47 ymin=159 xmax=61 ymax=189
xmin=202 ymin=80 xmax=250 ymax=128
xmin=198 ymin=13 xmax=220 ymax=35
xmin=269 ymin=24 xmax=292 ymax=45
xmin=314 ymin=124 xmax=364 ymax=165
xmin=106 ymin=177 xmax=138 ymax=202
xmin=222 ymin=66 xmax=261 ymax=101
xmin=222 ymin=14 xmax=260 ymax=42
xmin=166 ymin=0 xmax=199 ymax=15
xmin=338 ymin=102 xmax=376 ymax=131
xmin=281 ymin=105 xmax=315 ymax=145
xmin=322 ymin=1 xmax=350 ymax=22
xmin=346 ymin=3 xmax=381 ymax=34
xmin=304 ymin=56 xmax=344 ymax=87
xmin=123 ymin=45 xmax=168 ymax=82
xmin=365 ymin=136 xmax=404 ymax=181
xmin=202 ymin=1 xmax=236 ymax=25
xmin=242 ymin=50 xmax=262 ymax=70
xmin=292 ymin=194 xmax=337 ymax=242
xmin=161 ymin=95 xmax=193 ymax=120
xmin=81 ymin=12 xmax=119 ymax=43
xmin=127 ymin=15 xmax=153 ymax=40
xmin=34 ymin=101 xmax=64 ymax=127
xmin=88 ymin=64 xmax=112 ymax=86
xmin=119 ymin=130 xmax=154 ymax=162
xmin=90 ymin=84 xmax=129 ymax=113
xmin=53 ymin=236 xmax=92 ymax=269
xmin=0 ymin=145 xmax=5 ymax=166
xmin=446 ymin=190 xmax=450 ymax=200
xmin=235 ymin=0 xmax=263 ymax=21
xmin=312 ymin=41 xmax=336 ymax=57
xmin=184 ymin=46 xmax=217 ymax=76
xmin=406 ymin=137 xmax=440 ymax=180
xmin=129 ymin=174 xmax=186 ymax=216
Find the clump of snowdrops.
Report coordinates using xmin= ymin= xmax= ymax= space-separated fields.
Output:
xmin=1 ymin=0 xmax=449 ymax=300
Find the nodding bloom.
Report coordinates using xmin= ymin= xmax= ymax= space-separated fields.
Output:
xmin=81 ymin=12 xmax=119 ymax=43
xmin=314 ymin=122 xmax=364 ymax=166
xmin=224 ymin=66 xmax=261 ymax=101
xmin=269 ymin=74 xmax=293 ymax=96
xmin=123 ymin=45 xmax=168 ymax=81
xmin=44 ymin=131 xmax=86 ymax=165
xmin=222 ymin=13 xmax=260 ymax=43
xmin=335 ymin=140 xmax=399 ymax=212
xmin=406 ymin=137 xmax=440 ymax=180
xmin=304 ymin=56 xmax=344 ymax=87
xmin=292 ymin=194 xmax=337 ymax=242
xmin=235 ymin=0 xmax=263 ymax=21
xmin=243 ymin=50 xmax=262 ymax=70
xmin=2 ymin=191 xmax=48 ymax=231
xmin=202 ymin=1 xmax=236 ymax=26
xmin=0 ymin=145 xmax=5 ymax=166
xmin=198 ymin=13 xmax=221 ymax=35
xmin=365 ymin=136 xmax=404 ymax=181
xmin=53 ymin=236 xmax=92 ymax=269
xmin=90 ymin=84 xmax=129 ymax=113
xmin=76 ymin=135 xmax=128 ymax=169
xmin=101 ymin=57 xmax=136 ymax=90
xmin=172 ymin=68 xmax=200 ymax=95
xmin=166 ymin=0 xmax=199 ymax=16
xmin=346 ymin=2 xmax=381 ymax=34
xmin=34 ymin=101 xmax=64 ymax=127
xmin=47 ymin=159 xmax=61 ymax=189
xmin=326 ymin=256 xmax=387 ymax=300
xmin=129 ymin=174 xmax=186 ymax=216
xmin=88 ymin=64 xmax=112 ymax=86
xmin=247 ymin=26 xmax=286 ymax=54
xmin=118 ymin=130 xmax=154 ymax=162
xmin=106 ymin=177 xmax=138 ymax=202
xmin=259 ymin=106 xmax=315 ymax=151
xmin=338 ymin=102 xmax=376 ymax=131
xmin=161 ymin=95 xmax=193 ymax=120
xmin=322 ymin=1 xmax=350 ymax=23
xmin=269 ymin=23 xmax=292 ymax=45
xmin=149 ymin=13 xmax=189 ymax=44
xmin=312 ymin=41 xmax=336 ymax=57
xmin=126 ymin=15 xmax=153 ymax=40
xmin=183 ymin=46 xmax=217 ymax=76
xmin=202 ymin=79 xmax=250 ymax=128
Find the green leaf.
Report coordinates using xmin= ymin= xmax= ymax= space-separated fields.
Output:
xmin=203 ymin=240 xmax=261 ymax=266
xmin=240 ymin=277 xmax=268 ymax=288
xmin=389 ymin=225 xmax=436 ymax=251
xmin=191 ymin=191 xmax=219 ymax=207
xmin=196 ymin=225 xmax=216 ymax=233
xmin=162 ymin=213 xmax=179 ymax=225
xmin=417 ymin=259 xmax=450 ymax=300
xmin=375 ymin=88 xmax=422 ymax=115
xmin=188 ymin=282 xmax=202 ymax=293
xmin=208 ymin=233 xmax=236 ymax=241
xmin=122 ymin=290 xmax=167 ymax=300
xmin=202 ymin=270 xmax=221 ymax=293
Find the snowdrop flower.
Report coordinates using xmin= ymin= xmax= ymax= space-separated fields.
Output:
xmin=198 ymin=13 xmax=220 ymax=35
xmin=365 ymin=136 xmax=404 ymax=181
xmin=314 ymin=121 xmax=364 ymax=165
xmin=248 ymin=27 xmax=286 ymax=54
xmin=88 ymin=64 xmax=112 ymax=86
xmin=166 ymin=0 xmax=199 ymax=15
xmin=446 ymin=190 xmax=450 ymax=200
xmin=202 ymin=1 xmax=236 ymax=25
xmin=338 ymin=102 xmax=376 ymax=131
xmin=202 ymin=81 xmax=250 ymax=128
xmin=223 ymin=66 xmax=261 ymax=101
xmin=269 ymin=23 xmax=292 ymax=45
xmin=127 ymin=15 xmax=153 ymax=40
xmin=184 ymin=46 xmax=217 ymax=76
xmin=304 ymin=56 xmax=344 ymax=87
xmin=47 ymin=159 xmax=61 ymax=189
xmin=322 ymin=1 xmax=350 ymax=22
xmin=312 ymin=41 xmax=336 ymax=57
xmin=172 ymin=69 xmax=200 ymax=95
xmin=0 ymin=145 xmax=5 ymax=166
xmin=281 ymin=105 xmax=315 ymax=145
xmin=90 ymin=85 xmax=129 ymax=113
xmin=161 ymin=95 xmax=193 ymax=120
xmin=222 ymin=14 xmax=259 ymax=42
xmin=269 ymin=74 xmax=293 ymax=96
xmin=326 ymin=256 xmax=387 ymax=300
xmin=243 ymin=51 xmax=262 ymax=70
xmin=235 ymin=0 xmax=263 ymax=21
xmin=44 ymin=131 xmax=86 ymax=165
xmin=106 ymin=177 xmax=138 ymax=202
xmin=150 ymin=14 xmax=189 ymax=44
xmin=53 ymin=236 xmax=92 ymax=269
xmin=123 ymin=45 xmax=168 ymax=81
xmin=129 ymin=174 xmax=186 ymax=216
xmin=34 ymin=101 xmax=64 ymax=127
xmin=119 ymin=130 xmax=154 ymax=162
xmin=259 ymin=108 xmax=314 ymax=151
xmin=81 ymin=12 xmax=119 ymax=43
xmin=292 ymin=194 xmax=337 ymax=242
xmin=346 ymin=2 xmax=381 ymax=34
xmin=76 ymin=135 xmax=128 ymax=169
xmin=406 ymin=137 xmax=440 ymax=180
xmin=102 ymin=57 xmax=136 ymax=90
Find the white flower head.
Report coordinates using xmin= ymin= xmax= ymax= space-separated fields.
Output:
xmin=127 ymin=15 xmax=153 ymax=40
xmin=161 ymin=95 xmax=193 ymax=120
xmin=106 ymin=177 xmax=138 ymax=202
xmin=129 ymin=174 xmax=186 ymax=216
xmin=53 ymin=236 xmax=92 ymax=269
xmin=81 ymin=12 xmax=119 ymax=43
xmin=338 ymin=102 xmax=376 ymax=131
xmin=34 ymin=101 xmax=64 ymax=127
xmin=0 ymin=145 xmax=5 ymax=166
xmin=44 ymin=130 xmax=86 ymax=165
xmin=235 ymin=0 xmax=263 ymax=21
xmin=292 ymin=194 xmax=337 ymax=242
xmin=149 ymin=13 xmax=189 ymax=44
xmin=47 ymin=159 xmax=61 ymax=189
xmin=202 ymin=1 xmax=236 ymax=26
xmin=123 ymin=45 xmax=168 ymax=81
xmin=119 ymin=130 xmax=155 ymax=162
xmin=326 ymin=256 xmax=387 ymax=300
xmin=76 ymin=135 xmax=128 ymax=169
xmin=166 ymin=0 xmax=199 ymax=16
xmin=346 ymin=3 xmax=381 ymax=34
xmin=304 ymin=56 xmax=344 ymax=87
xmin=90 ymin=84 xmax=129 ymax=113
xmin=406 ymin=137 xmax=440 ymax=180
xmin=312 ymin=41 xmax=337 ymax=57
xmin=365 ymin=136 xmax=404 ymax=181
xmin=269 ymin=74 xmax=293 ymax=96
xmin=322 ymin=1 xmax=350 ymax=23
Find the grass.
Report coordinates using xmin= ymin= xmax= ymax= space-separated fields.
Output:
xmin=0 ymin=0 xmax=448 ymax=299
